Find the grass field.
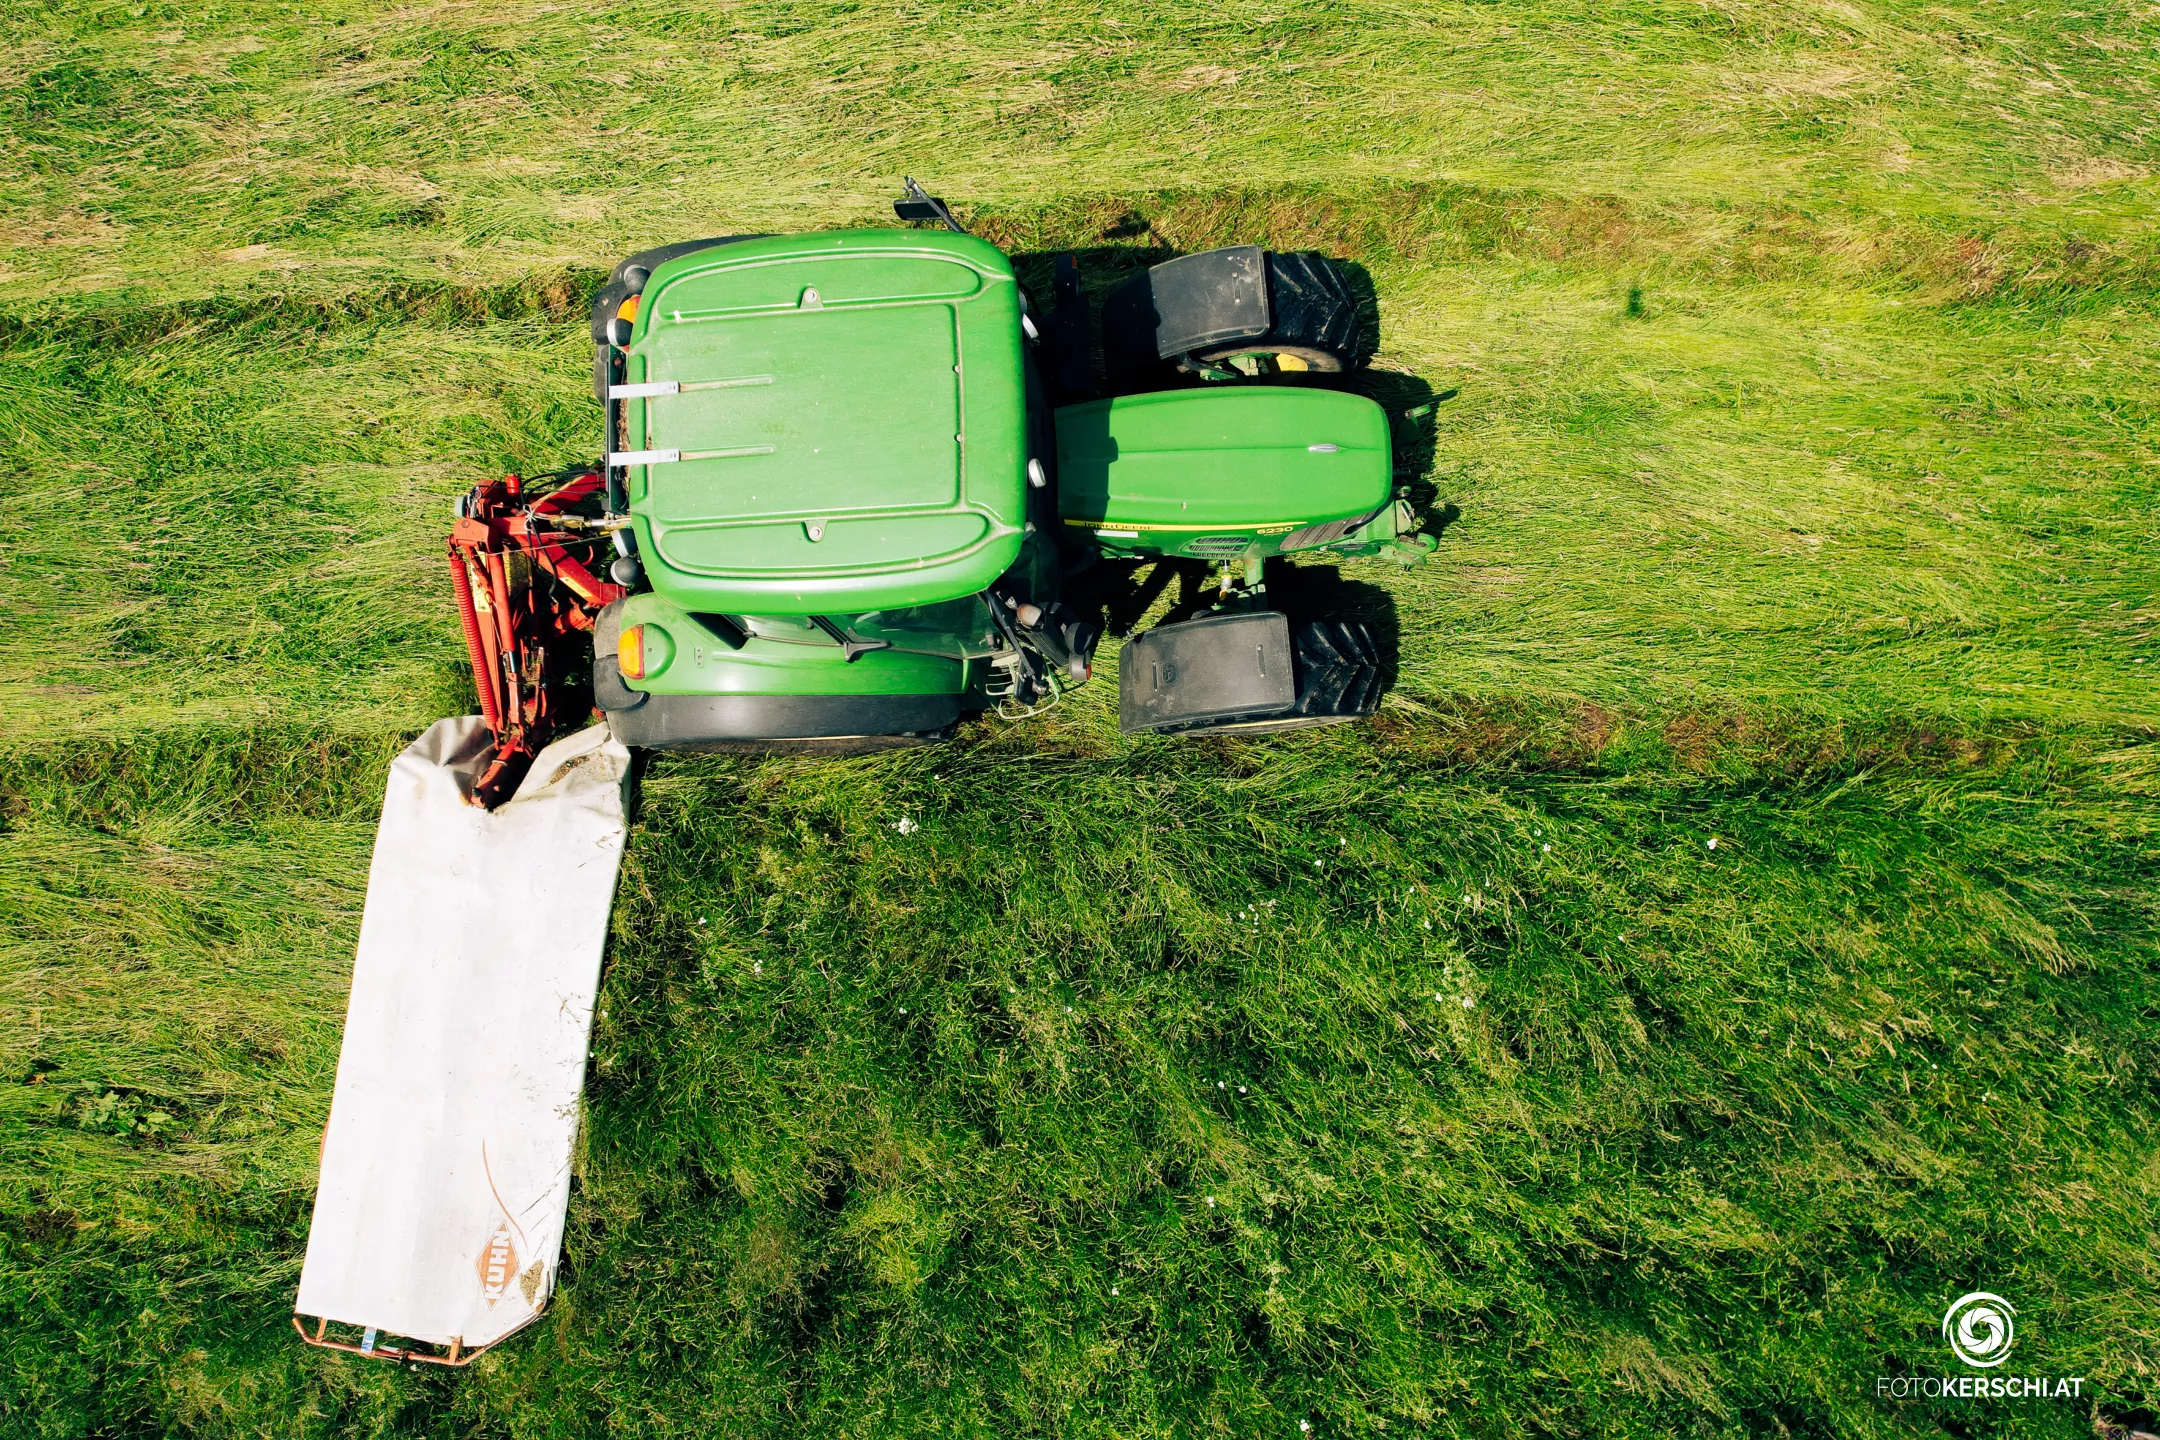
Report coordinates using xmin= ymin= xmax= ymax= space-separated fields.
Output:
xmin=3 ymin=0 xmax=2158 ymax=1435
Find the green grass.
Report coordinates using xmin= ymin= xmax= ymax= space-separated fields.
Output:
xmin=3 ymin=0 xmax=2159 ymax=1434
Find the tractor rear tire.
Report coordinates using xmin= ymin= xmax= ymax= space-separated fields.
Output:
xmin=1160 ymin=618 xmax=1383 ymax=736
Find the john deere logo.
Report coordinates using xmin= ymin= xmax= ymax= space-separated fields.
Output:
xmin=1943 ymin=1292 xmax=2015 ymax=1369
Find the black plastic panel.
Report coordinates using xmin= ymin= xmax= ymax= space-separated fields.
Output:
xmin=1118 ymin=611 xmax=1295 ymax=733
xmin=606 ymin=691 xmax=961 ymax=748
xmin=1103 ymin=245 xmax=1272 ymax=370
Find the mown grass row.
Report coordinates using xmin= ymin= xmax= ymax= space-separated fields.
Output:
xmin=11 ymin=174 xmax=2160 ymax=346
xmin=7 ymin=0 xmax=2157 ymax=303
xmin=5 ymin=222 xmax=2152 ymax=744
xmin=2 ymin=715 xmax=2153 ymax=1436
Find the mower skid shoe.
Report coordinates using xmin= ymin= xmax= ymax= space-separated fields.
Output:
xmin=296 ymin=717 xmax=632 ymax=1362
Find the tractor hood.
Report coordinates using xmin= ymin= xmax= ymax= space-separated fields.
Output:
xmin=1054 ymin=388 xmax=1392 ymax=538
xmin=616 ymin=230 xmax=1028 ymax=614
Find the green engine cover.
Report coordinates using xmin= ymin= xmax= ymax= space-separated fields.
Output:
xmin=620 ymin=230 xmax=1028 ymax=615
xmin=1053 ymin=388 xmax=1393 ymax=562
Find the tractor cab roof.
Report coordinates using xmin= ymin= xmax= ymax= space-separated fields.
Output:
xmin=615 ymin=230 xmax=1028 ymax=615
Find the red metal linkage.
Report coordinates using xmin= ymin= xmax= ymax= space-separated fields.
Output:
xmin=447 ymin=550 xmax=501 ymax=732
xmin=447 ymin=473 xmax=626 ymax=809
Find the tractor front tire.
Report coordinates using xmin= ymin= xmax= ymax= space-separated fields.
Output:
xmin=1104 ymin=249 xmax=1374 ymax=391
xmin=1191 ymin=252 xmax=1373 ymax=375
xmin=1161 ymin=619 xmax=1384 ymax=736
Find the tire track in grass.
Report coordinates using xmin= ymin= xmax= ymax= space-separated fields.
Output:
xmin=8 ymin=180 xmax=2160 ymax=350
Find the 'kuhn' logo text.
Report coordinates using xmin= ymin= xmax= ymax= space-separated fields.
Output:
xmin=475 ymin=1223 xmax=520 ymax=1308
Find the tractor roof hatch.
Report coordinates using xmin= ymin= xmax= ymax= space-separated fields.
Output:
xmin=617 ymin=230 xmax=1028 ymax=614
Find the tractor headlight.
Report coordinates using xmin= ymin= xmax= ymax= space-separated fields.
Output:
xmin=617 ymin=624 xmax=672 ymax=681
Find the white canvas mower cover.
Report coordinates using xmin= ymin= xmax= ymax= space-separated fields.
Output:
xmin=294 ymin=716 xmax=631 ymax=1364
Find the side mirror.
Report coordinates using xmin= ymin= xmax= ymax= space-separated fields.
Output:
xmin=893 ymin=177 xmax=964 ymax=233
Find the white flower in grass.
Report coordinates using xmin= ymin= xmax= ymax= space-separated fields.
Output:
xmin=1301 ymin=1423 xmax=1312 ymax=1434
xmin=894 ymin=816 xmax=918 ymax=835
xmin=1205 ymin=1195 xmax=1216 ymax=1208
xmin=1706 ymin=837 xmax=1718 ymax=849
xmin=1461 ymin=996 xmax=1475 ymax=1009
xmin=1541 ymin=843 xmax=1551 ymax=853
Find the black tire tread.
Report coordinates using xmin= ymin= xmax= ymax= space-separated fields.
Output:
xmin=1160 ymin=617 xmax=1383 ymax=735
xmin=1196 ymin=252 xmax=1374 ymax=370
xmin=1282 ymin=618 xmax=1383 ymax=719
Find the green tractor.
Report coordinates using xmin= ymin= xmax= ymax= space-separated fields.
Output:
xmin=447 ymin=186 xmax=1433 ymax=804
